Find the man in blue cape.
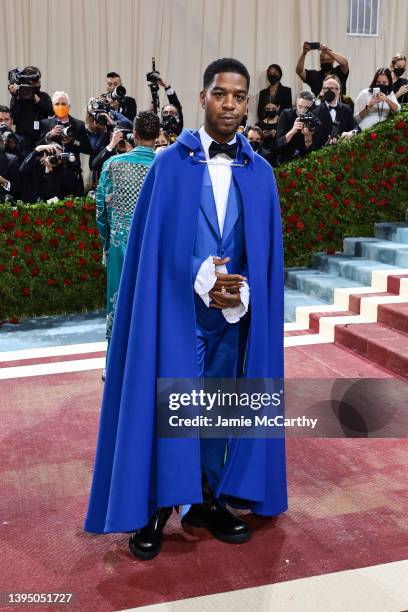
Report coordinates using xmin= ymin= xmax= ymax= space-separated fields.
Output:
xmin=84 ymin=58 xmax=287 ymax=560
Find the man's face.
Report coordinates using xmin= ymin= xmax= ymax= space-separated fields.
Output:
xmin=0 ymin=112 xmax=12 ymax=128
xmin=106 ymin=76 xmax=122 ymax=93
xmin=200 ymin=72 xmax=248 ymax=142
xmin=162 ymin=105 xmax=178 ymax=118
xmin=296 ymin=98 xmax=312 ymax=115
xmin=322 ymin=79 xmax=340 ymax=103
xmin=247 ymin=129 xmax=262 ymax=144
xmin=320 ymin=52 xmax=333 ymax=68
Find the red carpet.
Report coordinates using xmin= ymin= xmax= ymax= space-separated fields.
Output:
xmin=1 ymin=368 xmax=408 ymax=611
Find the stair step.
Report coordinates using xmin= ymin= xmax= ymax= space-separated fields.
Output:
xmin=286 ymin=269 xmax=363 ymax=303
xmin=284 ymin=287 xmax=328 ymax=322
xmin=309 ymin=310 xmax=353 ymax=333
xmin=343 ymin=237 xmax=380 ymax=256
xmin=335 ymin=323 xmax=408 ymax=378
xmin=312 ymin=252 xmax=399 ymax=285
xmin=388 ymin=274 xmax=408 ymax=293
xmin=361 ymin=241 xmax=408 ymax=266
xmin=375 ymin=222 xmax=408 ymax=243
xmin=377 ymin=303 xmax=408 ymax=334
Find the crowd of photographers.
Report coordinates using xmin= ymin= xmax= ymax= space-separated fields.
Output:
xmin=0 ymin=46 xmax=407 ymax=203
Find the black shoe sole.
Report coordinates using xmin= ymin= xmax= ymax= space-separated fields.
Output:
xmin=182 ymin=516 xmax=251 ymax=544
xmin=129 ymin=538 xmax=161 ymax=560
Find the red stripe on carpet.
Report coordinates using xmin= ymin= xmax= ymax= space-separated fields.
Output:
xmin=0 ymin=352 xmax=106 ymax=369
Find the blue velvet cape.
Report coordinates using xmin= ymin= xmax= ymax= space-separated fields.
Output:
xmin=84 ymin=130 xmax=287 ymax=533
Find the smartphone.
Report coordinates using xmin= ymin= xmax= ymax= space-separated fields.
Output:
xmin=308 ymin=42 xmax=320 ymax=50
xmin=372 ymin=87 xmax=380 ymax=96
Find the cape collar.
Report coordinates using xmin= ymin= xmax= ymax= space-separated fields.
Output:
xmin=177 ymin=128 xmax=254 ymax=165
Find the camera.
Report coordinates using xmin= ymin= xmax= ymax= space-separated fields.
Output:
xmin=161 ymin=114 xmax=180 ymax=136
xmin=109 ymin=85 xmax=126 ymax=101
xmin=146 ymin=58 xmax=160 ymax=86
xmin=329 ymin=120 xmax=342 ymax=140
xmin=114 ymin=128 xmax=134 ymax=146
xmin=0 ymin=123 xmax=18 ymax=145
xmin=48 ymin=151 xmax=76 ymax=167
xmin=88 ymin=98 xmax=110 ymax=126
xmin=8 ymin=68 xmax=40 ymax=99
xmin=299 ymin=110 xmax=320 ymax=132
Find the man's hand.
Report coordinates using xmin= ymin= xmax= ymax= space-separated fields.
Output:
xmin=319 ymin=44 xmax=333 ymax=56
xmin=211 ymin=256 xmax=246 ymax=295
xmin=157 ymin=76 xmax=169 ymax=89
xmin=35 ymin=144 xmax=60 ymax=154
xmin=302 ymin=42 xmax=311 ymax=54
xmin=396 ymin=83 xmax=408 ymax=97
xmin=109 ymin=130 xmax=124 ymax=149
xmin=0 ymin=175 xmax=8 ymax=187
xmin=210 ymin=291 xmax=242 ymax=309
xmin=47 ymin=125 xmax=63 ymax=141
xmin=340 ymin=130 xmax=355 ymax=140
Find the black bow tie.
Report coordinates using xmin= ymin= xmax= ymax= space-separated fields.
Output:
xmin=208 ymin=140 xmax=237 ymax=159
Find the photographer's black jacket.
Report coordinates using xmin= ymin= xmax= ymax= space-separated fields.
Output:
xmin=38 ymin=115 xmax=92 ymax=158
xmin=165 ymin=89 xmax=184 ymax=130
xmin=19 ymin=149 xmax=84 ymax=203
xmin=312 ymin=102 xmax=358 ymax=143
xmin=118 ymin=96 xmax=137 ymax=122
xmin=276 ymin=108 xmax=324 ymax=163
xmin=0 ymin=151 xmax=20 ymax=200
xmin=9 ymin=91 xmax=53 ymax=154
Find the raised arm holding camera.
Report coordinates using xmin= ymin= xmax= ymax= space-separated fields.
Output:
xmin=105 ymin=72 xmax=137 ymax=121
xmin=8 ymin=66 xmax=53 ymax=157
xmin=296 ymin=42 xmax=349 ymax=96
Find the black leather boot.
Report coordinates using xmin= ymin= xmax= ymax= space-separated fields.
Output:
xmin=182 ymin=500 xmax=250 ymax=544
xmin=129 ymin=507 xmax=173 ymax=560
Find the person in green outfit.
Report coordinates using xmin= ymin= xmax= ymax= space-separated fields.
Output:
xmin=96 ymin=111 xmax=161 ymax=366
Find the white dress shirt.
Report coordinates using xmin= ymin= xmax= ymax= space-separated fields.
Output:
xmin=193 ymin=126 xmax=249 ymax=323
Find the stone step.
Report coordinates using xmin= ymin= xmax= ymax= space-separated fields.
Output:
xmin=334 ymin=322 xmax=408 ymax=378
xmin=285 ymin=269 xmax=364 ymax=303
xmin=375 ymin=222 xmax=408 ymax=244
xmin=377 ymin=303 xmax=408 ymax=335
xmin=284 ymin=287 xmax=328 ymax=322
xmin=311 ymin=252 xmax=399 ymax=285
xmin=361 ymin=240 xmax=408 ymax=266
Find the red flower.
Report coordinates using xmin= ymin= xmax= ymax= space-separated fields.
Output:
xmin=78 ymin=241 xmax=86 ymax=250
xmin=47 ymin=278 xmax=57 ymax=286
xmin=11 ymin=248 xmax=18 ymax=257
xmin=348 ymin=178 xmax=356 ymax=185
xmin=377 ymin=200 xmax=386 ymax=206
xmin=92 ymin=270 xmax=101 ymax=277
xmin=66 ymin=250 xmax=74 ymax=257
xmin=279 ymin=171 xmax=288 ymax=180
xmin=319 ymin=183 xmax=326 ymax=191
xmin=396 ymin=146 xmax=407 ymax=154
xmin=289 ymin=180 xmax=297 ymax=189
xmin=35 ymin=218 xmax=44 ymax=226
xmin=286 ymin=214 xmax=299 ymax=224
xmin=5 ymin=239 xmax=14 ymax=246
xmin=24 ymin=245 xmax=32 ymax=253
xmin=15 ymin=230 xmax=24 ymax=238
xmin=295 ymin=167 xmax=302 ymax=176
xmin=54 ymin=227 xmax=64 ymax=236
xmin=344 ymin=163 xmax=351 ymax=172
xmin=318 ymin=222 xmax=326 ymax=229
xmin=67 ymin=233 xmax=76 ymax=241
xmin=325 ymin=193 xmax=334 ymax=201
xmin=395 ymin=120 xmax=406 ymax=129
xmin=91 ymin=240 xmax=100 ymax=250
xmin=63 ymin=279 xmax=72 ymax=286
xmin=296 ymin=221 xmax=305 ymax=230
xmin=307 ymin=187 xmax=313 ymax=194
xmin=2 ymin=220 xmax=15 ymax=230
xmin=40 ymin=252 xmax=49 ymax=261
xmin=316 ymin=234 xmax=324 ymax=242
xmin=79 ymin=256 xmax=86 ymax=266
xmin=11 ymin=210 xmax=20 ymax=218
xmin=92 ymin=253 xmax=100 ymax=262
xmin=0 ymin=264 xmax=6 ymax=272
xmin=80 ymin=273 xmax=88 ymax=281
xmin=336 ymin=174 xmax=344 ymax=182
xmin=355 ymin=203 xmax=363 ymax=209
xmin=12 ymin=265 xmax=22 ymax=275
xmin=46 ymin=217 xmax=53 ymax=227
xmin=22 ymin=287 xmax=30 ymax=296
xmin=31 ymin=268 xmax=40 ymax=277
xmin=331 ymin=201 xmax=339 ymax=209
xmin=87 ymin=227 xmax=97 ymax=235
xmin=331 ymin=219 xmax=340 ymax=225
xmin=306 ymin=172 xmax=314 ymax=180
xmin=49 ymin=238 xmax=59 ymax=248
xmin=55 ymin=207 xmax=65 ymax=216
xmin=64 ymin=200 xmax=74 ymax=208
xmin=369 ymin=197 xmax=376 ymax=203
xmin=22 ymin=214 xmax=31 ymax=224
xmin=32 ymin=232 xmax=42 ymax=241
xmin=26 ymin=257 xmax=34 ymax=266
xmin=365 ymin=142 xmax=373 ymax=149
xmin=370 ymin=132 xmax=378 ymax=140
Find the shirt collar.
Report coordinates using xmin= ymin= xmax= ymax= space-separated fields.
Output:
xmin=199 ymin=125 xmax=237 ymax=160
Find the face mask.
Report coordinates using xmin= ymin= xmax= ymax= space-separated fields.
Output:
xmin=323 ymin=90 xmax=336 ymax=103
xmin=268 ymin=74 xmax=280 ymax=85
xmin=265 ymin=109 xmax=278 ymax=119
xmin=321 ymin=63 xmax=333 ymax=73
xmin=54 ymin=104 xmax=69 ymax=119
xmin=394 ymin=67 xmax=405 ymax=78
xmin=376 ymin=84 xmax=390 ymax=95
xmin=249 ymin=140 xmax=260 ymax=151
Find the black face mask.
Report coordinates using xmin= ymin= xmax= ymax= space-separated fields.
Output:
xmin=323 ymin=90 xmax=336 ymax=103
xmin=321 ymin=63 xmax=333 ymax=73
xmin=249 ymin=140 xmax=260 ymax=151
xmin=268 ymin=74 xmax=281 ymax=85
xmin=264 ymin=109 xmax=278 ymax=119
xmin=394 ymin=67 xmax=405 ymax=78
xmin=376 ymin=83 xmax=391 ymax=95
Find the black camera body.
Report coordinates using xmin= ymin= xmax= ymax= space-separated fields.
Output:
xmin=0 ymin=123 xmax=18 ymax=145
xmin=8 ymin=68 xmax=40 ymax=99
xmin=109 ymin=85 xmax=126 ymax=101
xmin=330 ymin=120 xmax=342 ymax=140
xmin=299 ymin=110 xmax=320 ymax=132
xmin=48 ymin=151 xmax=76 ymax=167
xmin=161 ymin=114 xmax=180 ymax=136
xmin=146 ymin=58 xmax=160 ymax=87
xmin=114 ymin=128 xmax=134 ymax=146
xmin=89 ymin=98 xmax=110 ymax=126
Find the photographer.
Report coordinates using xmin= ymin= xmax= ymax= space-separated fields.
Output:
xmin=105 ymin=72 xmax=137 ymax=121
xmin=39 ymin=91 xmax=91 ymax=153
xmin=313 ymin=76 xmax=358 ymax=144
xmin=354 ymin=68 xmax=400 ymax=131
xmin=0 ymin=132 xmax=20 ymax=202
xmin=158 ymin=76 xmax=183 ymax=138
xmin=19 ymin=143 xmax=84 ymax=203
xmin=8 ymin=66 xmax=53 ymax=156
xmin=296 ymin=42 xmax=349 ymax=96
xmin=0 ymin=105 xmax=24 ymax=162
xmin=245 ymin=125 xmax=275 ymax=166
xmin=276 ymin=91 xmax=324 ymax=163
xmin=91 ymin=127 xmax=134 ymax=174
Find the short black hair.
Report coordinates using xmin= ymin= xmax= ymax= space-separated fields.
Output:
xmin=267 ymin=63 xmax=283 ymax=78
xmin=133 ymin=111 xmax=161 ymax=140
xmin=107 ymin=71 xmax=120 ymax=79
xmin=22 ymin=66 xmax=41 ymax=80
xmin=369 ymin=67 xmax=393 ymax=92
xmin=203 ymin=58 xmax=250 ymax=91
xmin=245 ymin=125 xmax=263 ymax=139
xmin=0 ymin=105 xmax=11 ymax=114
